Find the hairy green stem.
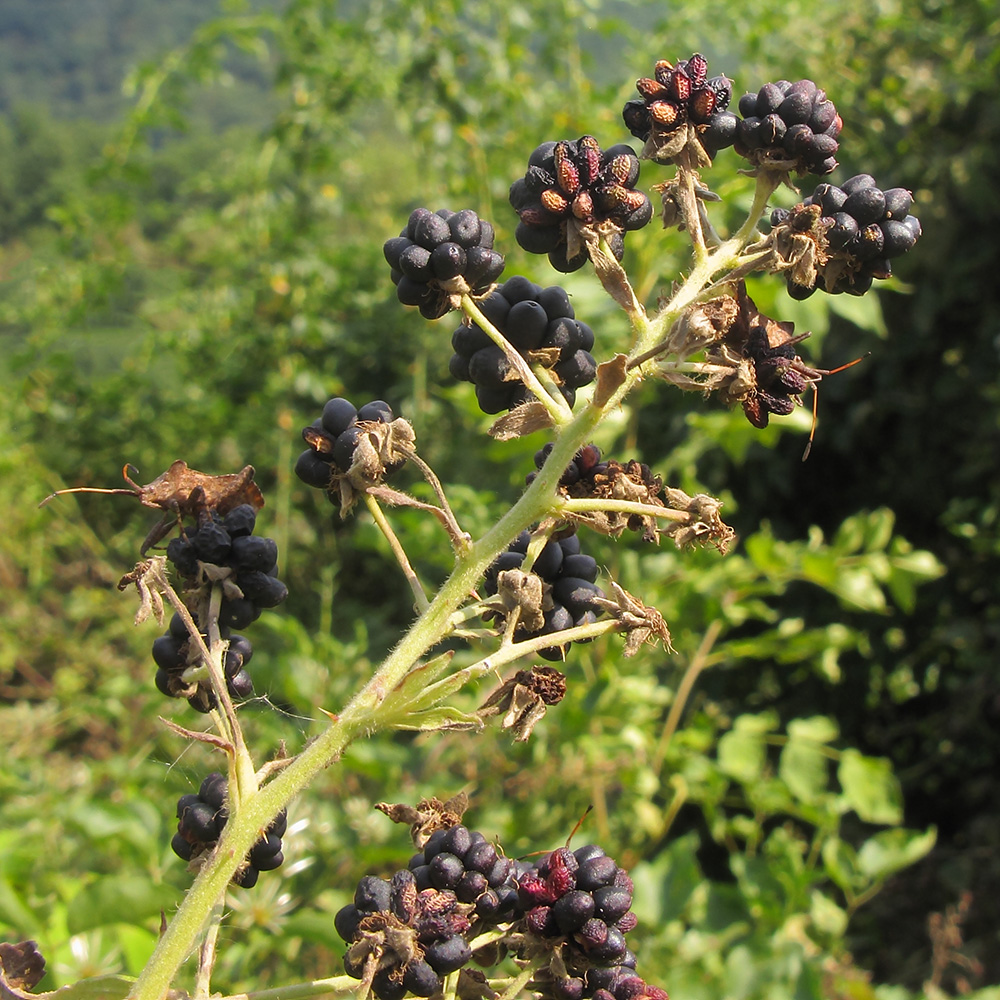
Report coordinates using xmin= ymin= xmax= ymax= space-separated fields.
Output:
xmin=222 ymin=975 xmax=357 ymax=1000
xmin=461 ymin=293 xmax=573 ymax=425
xmin=364 ymin=493 xmax=429 ymax=611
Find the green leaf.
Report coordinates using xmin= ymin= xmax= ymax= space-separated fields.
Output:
xmin=838 ymin=749 xmax=902 ymax=824
xmin=857 ymin=827 xmax=937 ymax=880
xmin=0 ymin=877 xmax=40 ymax=938
xmin=830 ymin=567 xmax=887 ymax=612
xmin=718 ymin=714 xmax=775 ymax=784
xmin=629 ymin=832 xmax=702 ymax=925
xmin=65 ymin=875 xmax=179 ymax=935
xmin=822 ymin=837 xmax=862 ymax=894
xmin=41 ymin=976 xmax=135 ymax=1000
xmin=788 ymin=716 xmax=839 ymax=744
xmin=779 ymin=734 xmax=830 ymax=804
xmin=392 ymin=707 xmax=482 ymax=732
xmin=810 ymin=889 xmax=848 ymax=937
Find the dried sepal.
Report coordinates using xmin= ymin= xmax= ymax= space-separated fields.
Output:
xmin=592 ymin=582 xmax=673 ymax=657
xmin=661 ymin=488 xmax=735 ymax=552
xmin=495 ymin=568 xmax=545 ymax=633
xmin=375 ymin=793 xmax=471 ymax=848
xmin=457 ymin=968 xmax=500 ymax=1000
xmin=41 ymin=460 xmax=265 ymax=554
xmin=335 ymin=417 xmax=416 ymax=515
xmin=478 ymin=665 xmax=567 ymax=742
xmin=488 ymin=401 xmax=555 ymax=441
xmin=117 ymin=555 xmax=171 ymax=627
xmin=0 ymin=941 xmax=46 ymax=994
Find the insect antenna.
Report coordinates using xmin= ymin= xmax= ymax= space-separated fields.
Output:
xmin=801 ymin=352 xmax=870 ymax=461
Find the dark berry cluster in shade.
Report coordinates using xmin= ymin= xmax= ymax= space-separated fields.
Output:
xmin=295 ymin=396 xmax=399 ymax=492
xmin=152 ymin=610 xmax=254 ymax=712
xmin=622 ymin=53 xmax=737 ymax=160
xmin=158 ymin=504 xmax=285 ymax=709
xmin=484 ymin=529 xmax=603 ymax=661
xmin=171 ymin=772 xmax=287 ymax=889
xmin=735 ymin=79 xmax=841 ymax=175
xmin=509 ymin=137 xmax=652 ymax=272
xmin=449 ymin=276 xmax=597 ymax=414
xmin=384 ymin=208 xmax=505 ymax=319
xmin=773 ymin=174 xmax=922 ymax=297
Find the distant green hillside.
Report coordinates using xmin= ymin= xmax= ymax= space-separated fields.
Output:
xmin=0 ymin=0 xmax=278 ymax=123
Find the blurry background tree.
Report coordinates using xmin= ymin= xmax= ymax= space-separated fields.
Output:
xmin=0 ymin=0 xmax=997 ymax=997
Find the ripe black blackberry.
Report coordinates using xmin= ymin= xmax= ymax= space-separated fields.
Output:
xmin=295 ymin=395 xmax=404 ymax=495
xmin=734 ymin=79 xmax=841 ymax=175
xmin=771 ymin=175 xmax=922 ymax=297
xmin=170 ymin=772 xmax=288 ymax=889
xmin=483 ymin=529 xmax=603 ymax=661
xmin=509 ymin=136 xmax=652 ymax=272
xmin=384 ymin=208 xmax=505 ymax=319
xmin=160 ymin=504 xmax=286 ymax=709
xmin=622 ymin=53 xmax=737 ymax=163
xmin=514 ymin=844 xmax=637 ymax=969
xmin=449 ymin=277 xmax=597 ymax=414
xmin=407 ymin=824 xmax=521 ymax=924
xmin=153 ymin=613 xmax=255 ymax=712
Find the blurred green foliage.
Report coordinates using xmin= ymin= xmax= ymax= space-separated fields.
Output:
xmin=1 ymin=0 xmax=998 ymax=997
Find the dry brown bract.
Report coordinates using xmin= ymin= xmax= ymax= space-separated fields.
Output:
xmin=478 ymin=665 xmax=568 ymax=742
xmin=375 ymin=793 xmax=470 ymax=849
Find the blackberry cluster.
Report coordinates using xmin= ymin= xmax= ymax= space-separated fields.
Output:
xmin=735 ymin=79 xmax=841 ymax=175
xmin=170 ymin=772 xmax=287 ymax=889
xmin=773 ymin=174 xmax=922 ymax=297
xmin=484 ymin=529 xmax=603 ymax=661
xmin=295 ymin=396 xmax=400 ymax=492
xmin=152 ymin=610 xmax=254 ymax=712
xmin=516 ymin=844 xmax=638 ymax=989
xmin=335 ymin=824 xmax=519 ymax=999
xmin=509 ymin=137 xmax=652 ymax=272
xmin=384 ymin=208 xmax=505 ymax=319
xmin=622 ymin=53 xmax=737 ymax=161
xmin=157 ymin=504 xmax=286 ymax=709
xmin=405 ymin=824 xmax=520 ymax=924
xmin=449 ymin=276 xmax=597 ymax=414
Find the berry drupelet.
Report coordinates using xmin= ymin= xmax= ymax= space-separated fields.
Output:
xmin=384 ymin=208 xmax=505 ymax=319
xmin=622 ymin=53 xmax=737 ymax=163
xmin=449 ymin=276 xmax=598 ymax=414
xmin=509 ymin=136 xmax=652 ymax=272
xmin=170 ymin=772 xmax=287 ymax=889
xmin=734 ymin=79 xmax=842 ymax=175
